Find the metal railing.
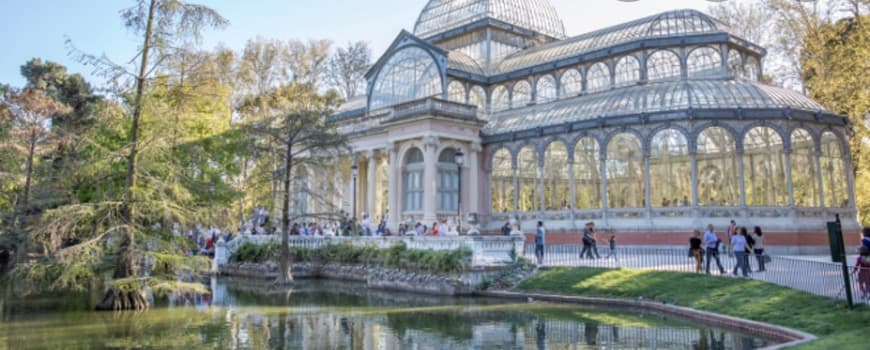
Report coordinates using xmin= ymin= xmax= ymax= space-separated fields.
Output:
xmin=524 ymin=243 xmax=870 ymax=304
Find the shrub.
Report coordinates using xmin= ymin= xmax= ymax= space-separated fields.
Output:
xmin=229 ymin=242 xmax=278 ymax=263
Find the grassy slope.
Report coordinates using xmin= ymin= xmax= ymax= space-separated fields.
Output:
xmin=516 ymin=267 xmax=869 ymax=349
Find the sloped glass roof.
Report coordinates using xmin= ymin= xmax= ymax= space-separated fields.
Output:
xmin=494 ymin=9 xmax=729 ymax=74
xmin=414 ymin=0 xmax=566 ymax=39
xmin=483 ymin=79 xmax=826 ymax=135
xmin=448 ymin=51 xmax=485 ymax=75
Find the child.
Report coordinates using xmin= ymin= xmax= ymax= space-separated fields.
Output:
xmin=605 ymin=235 xmax=617 ymax=260
xmin=854 ymin=246 xmax=870 ymax=300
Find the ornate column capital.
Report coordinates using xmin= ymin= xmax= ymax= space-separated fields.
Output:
xmin=471 ymin=141 xmax=483 ymax=153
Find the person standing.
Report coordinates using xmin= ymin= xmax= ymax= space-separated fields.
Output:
xmin=502 ymin=221 xmax=512 ymax=236
xmin=535 ymin=221 xmax=546 ymax=264
xmin=752 ymin=226 xmax=766 ymax=272
xmin=853 ymin=246 xmax=870 ymax=300
xmin=704 ymin=224 xmax=725 ymax=274
xmin=580 ymin=222 xmax=594 ymax=259
xmin=605 ymin=235 xmax=617 ymax=260
xmin=730 ymin=227 xmax=749 ymax=277
xmin=361 ymin=214 xmax=372 ymax=236
xmin=690 ymin=230 xmax=703 ymax=273
xmin=861 ymin=228 xmax=870 ymax=250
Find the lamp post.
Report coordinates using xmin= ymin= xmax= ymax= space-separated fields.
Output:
xmin=454 ymin=149 xmax=464 ymax=234
xmin=208 ymin=181 xmax=215 ymax=227
xmin=351 ymin=164 xmax=359 ymax=219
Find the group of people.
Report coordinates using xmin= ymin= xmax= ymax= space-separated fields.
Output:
xmin=531 ymin=221 xmax=616 ymax=264
xmin=689 ymin=220 xmax=766 ymax=276
xmin=398 ymin=220 xmax=460 ymax=236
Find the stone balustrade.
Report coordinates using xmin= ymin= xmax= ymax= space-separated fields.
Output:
xmin=214 ymin=234 xmax=526 ymax=271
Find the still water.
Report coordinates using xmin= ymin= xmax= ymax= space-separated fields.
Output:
xmin=0 ymin=279 xmax=775 ymax=349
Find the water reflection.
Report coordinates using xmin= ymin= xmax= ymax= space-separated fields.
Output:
xmin=0 ymin=279 xmax=774 ymax=349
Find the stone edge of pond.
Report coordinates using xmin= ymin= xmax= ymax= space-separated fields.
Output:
xmin=475 ymin=290 xmax=817 ymax=350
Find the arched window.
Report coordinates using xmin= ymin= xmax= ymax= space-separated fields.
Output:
xmin=821 ymin=132 xmax=849 ymax=208
xmin=517 ymin=146 xmax=539 ymax=212
xmin=370 ymin=47 xmax=442 ymax=109
xmin=650 ymin=129 xmax=691 ymax=207
xmin=491 ymin=148 xmax=515 ymax=213
xmin=687 ymin=47 xmax=722 ymax=78
xmin=728 ymin=49 xmax=744 ymax=78
xmin=647 ymin=50 xmax=681 ymax=81
xmin=469 ymin=85 xmax=486 ymax=116
xmin=697 ymin=127 xmax=739 ymax=206
xmin=560 ymin=69 xmax=583 ymax=97
xmin=511 ymin=80 xmax=531 ymax=108
xmin=606 ymin=133 xmax=644 ymax=208
xmin=403 ymin=148 xmax=424 ymax=211
xmin=791 ymin=129 xmax=819 ymax=207
xmin=744 ymin=127 xmax=787 ymax=206
xmin=543 ymin=141 xmax=569 ymax=210
xmin=586 ymin=62 xmax=610 ymax=93
xmin=574 ymin=138 xmax=601 ymax=209
xmin=437 ymin=148 xmax=459 ymax=211
xmin=491 ymin=85 xmax=509 ymax=112
xmin=447 ymin=81 xmax=466 ymax=103
xmin=536 ymin=75 xmax=557 ymax=103
xmin=614 ymin=55 xmax=640 ymax=87
xmin=745 ymin=56 xmax=760 ymax=81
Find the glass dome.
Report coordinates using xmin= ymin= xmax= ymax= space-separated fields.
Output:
xmin=414 ymin=0 xmax=566 ymax=39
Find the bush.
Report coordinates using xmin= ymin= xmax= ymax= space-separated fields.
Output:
xmin=229 ymin=242 xmax=278 ymax=263
xmin=277 ymin=241 xmax=472 ymax=275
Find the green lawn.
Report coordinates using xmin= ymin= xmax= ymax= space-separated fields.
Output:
xmin=515 ymin=267 xmax=870 ymax=349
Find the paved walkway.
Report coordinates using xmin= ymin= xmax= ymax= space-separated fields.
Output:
xmin=524 ymin=245 xmax=869 ymax=304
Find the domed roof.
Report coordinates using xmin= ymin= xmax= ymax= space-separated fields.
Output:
xmin=414 ymin=0 xmax=566 ymax=39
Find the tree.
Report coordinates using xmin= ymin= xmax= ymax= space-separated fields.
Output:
xmin=327 ymin=41 xmax=372 ymax=100
xmin=244 ymin=83 xmax=346 ymax=284
xmin=1 ymin=88 xmax=71 ymax=263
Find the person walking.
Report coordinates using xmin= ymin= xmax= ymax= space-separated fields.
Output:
xmin=580 ymin=222 xmax=600 ymax=259
xmin=752 ymin=226 xmax=766 ymax=272
xmin=853 ymin=246 xmax=870 ymax=300
xmin=605 ymin=235 xmax=617 ymax=260
xmin=731 ymin=227 xmax=749 ymax=277
xmin=704 ymin=224 xmax=726 ymax=274
xmin=861 ymin=228 xmax=870 ymax=250
xmin=743 ymin=226 xmax=755 ymax=272
xmin=690 ymin=230 xmax=703 ymax=273
xmin=535 ymin=221 xmax=546 ymax=265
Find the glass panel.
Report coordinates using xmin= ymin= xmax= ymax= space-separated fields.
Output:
xmin=544 ymin=141 xmax=569 ymax=210
xmin=492 ymin=85 xmax=509 ymax=112
xmin=697 ymin=127 xmax=739 ymax=206
xmin=536 ymin=75 xmax=557 ymax=103
xmin=517 ymin=146 xmax=539 ymax=212
xmin=744 ymin=127 xmax=787 ymax=206
xmin=821 ymin=132 xmax=849 ymax=208
xmin=437 ymin=148 xmax=459 ymax=211
xmin=745 ymin=56 xmax=760 ymax=81
xmin=414 ymin=0 xmax=566 ymax=39
xmin=650 ymin=129 xmax=691 ymax=207
xmin=469 ymin=85 xmax=487 ymax=116
xmin=371 ymin=47 xmax=443 ymax=110
xmin=586 ymin=62 xmax=610 ymax=93
xmin=491 ymin=148 xmax=514 ymax=213
xmin=560 ymin=69 xmax=582 ymax=97
xmin=728 ymin=49 xmax=744 ymax=78
xmin=647 ymin=50 xmax=681 ymax=81
xmin=574 ymin=138 xmax=602 ymax=209
xmin=614 ymin=55 xmax=640 ymax=87
xmin=447 ymin=81 xmax=466 ymax=103
xmin=606 ymin=133 xmax=644 ymax=208
xmin=512 ymin=81 xmax=531 ymax=109
xmin=791 ymin=129 xmax=819 ymax=207
xmin=403 ymin=148 xmax=425 ymax=211
xmin=687 ymin=47 xmax=722 ymax=78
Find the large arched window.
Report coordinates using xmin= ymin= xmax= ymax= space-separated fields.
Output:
xmin=821 ymin=132 xmax=849 ymax=208
xmin=511 ymin=81 xmax=531 ymax=109
xmin=491 ymin=85 xmax=509 ymax=112
xmin=697 ymin=127 xmax=739 ymax=206
xmin=791 ymin=129 xmax=819 ymax=207
xmin=437 ymin=148 xmax=459 ymax=211
xmin=574 ymin=138 xmax=601 ymax=209
xmin=561 ymin=69 xmax=583 ymax=97
xmin=536 ymin=75 xmax=557 ymax=103
xmin=517 ymin=146 xmax=539 ymax=212
xmin=491 ymin=149 xmax=515 ymax=213
xmin=744 ymin=127 xmax=787 ymax=206
xmin=728 ymin=49 xmax=744 ymax=78
xmin=544 ymin=141 xmax=569 ymax=210
xmin=469 ymin=85 xmax=486 ymax=115
xmin=745 ymin=56 xmax=760 ymax=81
xmin=650 ymin=129 xmax=691 ymax=207
xmin=586 ymin=62 xmax=610 ymax=93
xmin=607 ymin=133 xmax=644 ymax=208
xmin=647 ymin=50 xmax=682 ymax=81
xmin=403 ymin=148 xmax=424 ymax=211
xmin=447 ymin=81 xmax=466 ymax=103
xmin=370 ymin=47 xmax=443 ymax=110
xmin=614 ymin=55 xmax=641 ymax=87
xmin=687 ymin=47 xmax=722 ymax=78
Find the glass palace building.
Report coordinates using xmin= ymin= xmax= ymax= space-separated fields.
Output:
xmin=327 ymin=0 xmax=858 ymax=251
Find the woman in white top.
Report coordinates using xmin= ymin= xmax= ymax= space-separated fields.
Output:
xmin=752 ymin=226 xmax=766 ymax=272
xmin=730 ymin=228 xmax=749 ymax=277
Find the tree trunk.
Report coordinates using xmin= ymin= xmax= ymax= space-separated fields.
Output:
xmin=277 ymin=139 xmax=293 ymax=285
xmin=14 ymin=131 xmax=37 ymax=263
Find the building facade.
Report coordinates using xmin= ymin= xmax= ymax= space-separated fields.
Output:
xmin=325 ymin=0 xmax=858 ymax=250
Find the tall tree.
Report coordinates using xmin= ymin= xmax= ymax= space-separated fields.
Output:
xmin=327 ymin=41 xmax=372 ymax=99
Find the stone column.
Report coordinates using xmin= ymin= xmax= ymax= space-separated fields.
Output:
xmin=690 ymin=151 xmax=699 ymax=206
xmin=423 ymin=136 xmax=439 ymax=223
xmin=785 ymin=149 xmax=794 ymax=208
xmin=737 ymin=150 xmax=747 ymax=207
xmin=469 ymin=142 xmax=482 ymax=215
xmin=816 ymin=151 xmax=826 ymax=207
xmin=366 ymin=150 xmax=377 ymax=218
xmin=387 ymin=145 xmax=399 ymax=230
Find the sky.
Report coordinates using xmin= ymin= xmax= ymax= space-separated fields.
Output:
xmin=0 ymin=0 xmax=725 ymax=89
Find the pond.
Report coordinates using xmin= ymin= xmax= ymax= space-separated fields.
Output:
xmin=0 ymin=279 xmax=776 ymax=349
